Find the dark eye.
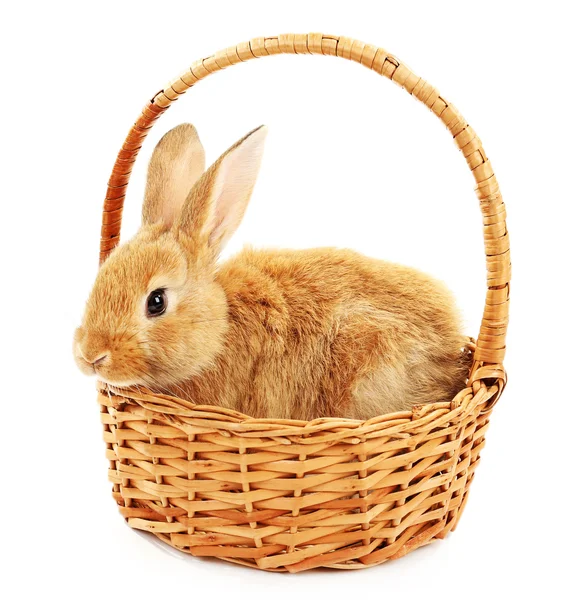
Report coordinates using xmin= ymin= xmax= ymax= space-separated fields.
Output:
xmin=146 ymin=289 xmax=167 ymax=317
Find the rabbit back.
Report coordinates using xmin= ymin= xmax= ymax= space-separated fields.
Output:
xmin=182 ymin=246 xmax=469 ymax=420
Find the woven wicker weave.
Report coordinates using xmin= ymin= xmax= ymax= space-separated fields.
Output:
xmin=98 ymin=33 xmax=510 ymax=572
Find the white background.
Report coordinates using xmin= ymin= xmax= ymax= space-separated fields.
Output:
xmin=2 ymin=1 xmax=569 ymax=598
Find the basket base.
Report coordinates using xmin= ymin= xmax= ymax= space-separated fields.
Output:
xmin=117 ymin=485 xmax=473 ymax=572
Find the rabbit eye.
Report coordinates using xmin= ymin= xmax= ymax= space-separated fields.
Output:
xmin=146 ymin=289 xmax=167 ymax=317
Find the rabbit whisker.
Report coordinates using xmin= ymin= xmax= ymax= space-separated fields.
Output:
xmin=188 ymin=318 xmax=228 ymax=325
xmin=121 ymin=327 xmax=147 ymax=344
xmin=144 ymin=372 xmax=187 ymax=399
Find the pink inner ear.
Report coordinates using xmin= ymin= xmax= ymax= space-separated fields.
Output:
xmin=205 ymin=126 xmax=267 ymax=252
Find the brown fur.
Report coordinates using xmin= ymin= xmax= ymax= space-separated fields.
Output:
xmin=74 ymin=124 xmax=469 ymax=420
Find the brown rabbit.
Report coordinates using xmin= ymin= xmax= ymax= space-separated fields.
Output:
xmin=74 ymin=123 xmax=470 ymax=420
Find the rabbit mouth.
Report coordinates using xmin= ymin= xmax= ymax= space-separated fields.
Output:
xmin=74 ymin=348 xmax=139 ymax=389
xmin=96 ymin=374 xmax=143 ymax=389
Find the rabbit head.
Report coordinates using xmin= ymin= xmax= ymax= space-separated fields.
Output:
xmin=74 ymin=123 xmax=267 ymax=389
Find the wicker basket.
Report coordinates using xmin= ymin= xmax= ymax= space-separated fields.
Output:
xmin=98 ymin=33 xmax=510 ymax=572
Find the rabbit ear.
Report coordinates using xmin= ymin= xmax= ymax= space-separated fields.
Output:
xmin=142 ymin=123 xmax=205 ymax=228
xmin=177 ymin=125 xmax=267 ymax=257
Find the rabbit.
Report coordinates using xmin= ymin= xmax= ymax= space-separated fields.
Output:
xmin=74 ymin=123 xmax=471 ymax=421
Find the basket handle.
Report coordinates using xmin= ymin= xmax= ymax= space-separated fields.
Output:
xmin=99 ymin=33 xmax=510 ymax=388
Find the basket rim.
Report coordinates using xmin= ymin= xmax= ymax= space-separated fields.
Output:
xmin=98 ymin=379 xmax=502 ymax=439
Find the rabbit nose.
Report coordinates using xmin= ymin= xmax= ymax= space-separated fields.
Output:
xmin=79 ymin=346 xmax=109 ymax=367
xmin=91 ymin=354 xmax=108 ymax=367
